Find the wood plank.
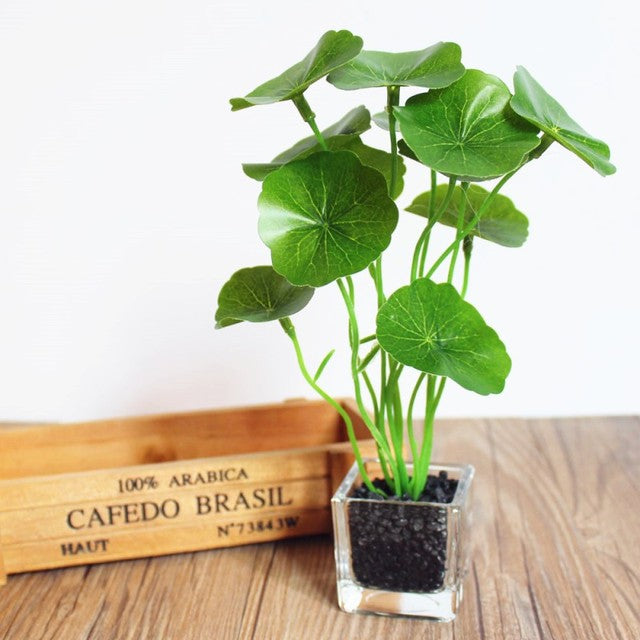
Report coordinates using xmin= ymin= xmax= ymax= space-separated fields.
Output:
xmin=0 ymin=416 xmax=636 ymax=640
xmin=0 ymin=439 xmax=377 ymax=512
xmin=0 ymin=448 xmax=331 ymax=511
xmin=0 ymin=399 xmax=348 ymax=479
xmin=2 ymin=507 xmax=330 ymax=573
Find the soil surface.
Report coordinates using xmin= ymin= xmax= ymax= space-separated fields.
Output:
xmin=348 ymin=471 xmax=458 ymax=592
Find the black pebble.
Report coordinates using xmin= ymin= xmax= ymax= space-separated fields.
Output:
xmin=348 ymin=473 xmax=458 ymax=592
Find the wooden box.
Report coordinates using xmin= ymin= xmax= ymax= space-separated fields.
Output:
xmin=0 ymin=399 xmax=374 ymax=584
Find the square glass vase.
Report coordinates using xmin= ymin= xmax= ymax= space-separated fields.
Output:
xmin=331 ymin=458 xmax=475 ymax=621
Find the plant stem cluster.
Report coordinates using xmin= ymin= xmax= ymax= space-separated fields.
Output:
xmin=281 ymin=86 xmax=545 ymax=499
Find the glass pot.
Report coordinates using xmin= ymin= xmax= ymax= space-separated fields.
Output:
xmin=331 ymin=458 xmax=475 ymax=621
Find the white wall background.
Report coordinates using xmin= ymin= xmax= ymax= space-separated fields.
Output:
xmin=1 ymin=0 xmax=638 ymax=422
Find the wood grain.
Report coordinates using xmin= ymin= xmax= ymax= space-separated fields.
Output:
xmin=0 ymin=415 xmax=637 ymax=640
xmin=0 ymin=399 xmax=370 ymax=479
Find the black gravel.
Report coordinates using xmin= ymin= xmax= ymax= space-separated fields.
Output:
xmin=348 ymin=471 xmax=458 ymax=592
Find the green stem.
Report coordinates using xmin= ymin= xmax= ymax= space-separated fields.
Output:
xmin=363 ymin=89 xmax=406 ymax=492
xmin=411 ymin=176 xmax=457 ymax=282
xmin=378 ymin=344 xmax=388 ymax=470
xmin=347 ymin=280 xmax=383 ymax=471
xmin=386 ymin=85 xmax=400 ymax=199
xmin=411 ymin=231 xmax=429 ymax=284
xmin=407 ymin=372 xmax=426 ymax=491
xmin=377 ymin=447 xmax=394 ymax=489
xmin=360 ymin=369 xmax=379 ymax=423
xmin=373 ymin=258 xmax=385 ymax=307
xmin=412 ymin=375 xmax=436 ymax=499
xmin=369 ymin=88 xmax=401 ymax=321
xmin=292 ymin=94 xmax=328 ymax=151
xmin=429 ymin=169 xmax=438 ymax=215
xmin=447 ymin=182 xmax=469 ymax=284
xmin=425 ymin=170 xmax=516 ymax=281
xmin=385 ymin=361 xmax=409 ymax=493
xmin=336 ymin=278 xmax=399 ymax=491
xmin=435 ymin=376 xmax=447 ymax=404
xmin=528 ymin=133 xmax=554 ymax=161
xmin=359 ymin=364 xmax=388 ymax=485
xmin=358 ymin=343 xmax=380 ymax=372
xmin=313 ymin=348 xmax=335 ymax=382
xmin=417 ymin=170 xmax=439 ymax=277
xmin=411 ymin=376 xmax=447 ymax=499
xmin=278 ymin=317 xmax=382 ymax=495
xmin=407 ymin=375 xmax=433 ymax=499
xmin=461 ymin=236 xmax=473 ymax=299
xmin=369 ymin=86 xmax=401 ymax=325
xmin=415 ymin=234 xmax=429 ymax=280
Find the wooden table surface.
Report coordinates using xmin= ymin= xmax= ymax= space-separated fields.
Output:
xmin=1 ymin=416 xmax=638 ymax=640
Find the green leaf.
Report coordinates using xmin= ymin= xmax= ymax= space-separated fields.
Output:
xmin=327 ymin=42 xmax=464 ymax=90
xmin=230 ymin=30 xmax=363 ymax=111
xmin=242 ymin=163 xmax=277 ymax=181
xmin=258 ymin=151 xmax=398 ymax=287
xmin=358 ymin=343 xmax=380 ymax=372
xmin=343 ymin=138 xmax=405 ymax=198
xmin=406 ymin=184 xmax=529 ymax=247
xmin=376 ymin=278 xmax=511 ymax=394
xmin=242 ymin=105 xmax=378 ymax=182
xmin=272 ymin=105 xmax=371 ymax=163
xmin=510 ymin=66 xmax=616 ymax=176
xmin=242 ymin=105 xmax=405 ymax=197
xmin=313 ymin=349 xmax=335 ymax=381
xmin=245 ymin=133 xmax=406 ymax=198
xmin=371 ymin=111 xmax=399 ymax=132
xmin=215 ymin=266 xmax=314 ymax=329
xmin=394 ymin=69 xmax=541 ymax=180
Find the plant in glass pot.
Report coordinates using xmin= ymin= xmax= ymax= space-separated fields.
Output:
xmin=215 ymin=30 xmax=615 ymax=620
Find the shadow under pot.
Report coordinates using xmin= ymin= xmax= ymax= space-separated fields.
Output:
xmin=331 ymin=459 xmax=475 ymax=621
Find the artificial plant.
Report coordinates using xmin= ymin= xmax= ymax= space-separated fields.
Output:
xmin=216 ymin=30 xmax=615 ymax=500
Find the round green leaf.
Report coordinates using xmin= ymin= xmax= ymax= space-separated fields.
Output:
xmin=510 ymin=66 xmax=616 ymax=176
xmin=241 ymin=106 xmax=406 ymax=196
xmin=215 ymin=266 xmax=314 ymax=329
xmin=406 ymin=184 xmax=529 ymax=247
xmin=230 ymin=30 xmax=363 ymax=111
xmin=376 ymin=278 xmax=511 ymax=394
xmin=394 ymin=69 xmax=541 ymax=180
xmin=340 ymin=137 xmax=406 ymax=198
xmin=245 ymin=133 xmax=406 ymax=199
xmin=327 ymin=42 xmax=464 ymax=90
xmin=258 ymin=151 xmax=398 ymax=287
xmin=241 ymin=163 xmax=278 ymax=181
xmin=272 ymin=105 xmax=371 ymax=163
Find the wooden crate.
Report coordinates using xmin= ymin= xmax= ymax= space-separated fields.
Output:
xmin=0 ymin=399 xmax=374 ymax=585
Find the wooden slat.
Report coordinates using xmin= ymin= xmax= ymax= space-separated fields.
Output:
xmin=0 ymin=447 xmax=330 ymax=511
xmin=2 ymin=507 xmax=330 ymax=573
xmin=0 ymin=477 xmax=329 ymax=546
xmin=0 ymin=440 xmax=378 ymax=513
xmin=0 ymin=399 xmax=347 ymax=479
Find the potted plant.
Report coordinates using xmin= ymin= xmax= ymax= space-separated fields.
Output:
xmin=215 ymin=30 xmax=615 ymax=620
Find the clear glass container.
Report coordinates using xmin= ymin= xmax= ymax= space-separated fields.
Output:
xmin=331 ymin=458 xmax=475 ymax=621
